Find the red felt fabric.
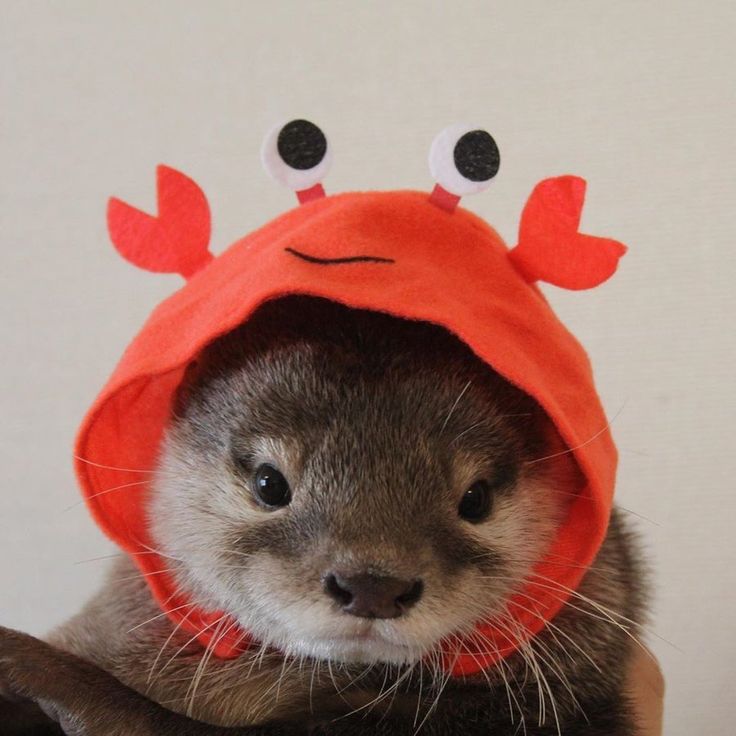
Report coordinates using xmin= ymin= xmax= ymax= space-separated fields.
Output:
xmin=107 ymin=166 xmax=213 ymax=279
xmin=75 ymin=179 xmax=624 ymax=677
xmin=296 ymin=183 xmax=326 ymax=204
xmin=509 ymin=176 xmax=626 ymax=290
xmin=428 ymin=183 xmax=461 ymax=212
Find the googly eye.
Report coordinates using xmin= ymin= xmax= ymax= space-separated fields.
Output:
xmin=261 ymin=119 xmax=331 ymax=200
xmin=429 ymin=124 xmax=500 ymax=198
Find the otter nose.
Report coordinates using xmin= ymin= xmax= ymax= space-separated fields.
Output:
xmin=323 ymin=572 xmax=423 ymax=619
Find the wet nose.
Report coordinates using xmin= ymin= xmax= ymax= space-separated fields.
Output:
xmin=323 ymin=572 xmax=423 ymax=619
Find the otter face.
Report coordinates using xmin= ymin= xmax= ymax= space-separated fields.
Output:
xmin=149 ymin=297 xmax=578 ymax=666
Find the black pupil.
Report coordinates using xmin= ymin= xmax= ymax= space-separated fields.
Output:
xmin=277 ymin=119 xmax=327 ymax=170
xmin=254 ymin=464 xmax=291 ymax=507
xmin=453 ymin=130 xmax=500 ymax=182
xmin=458 ymin=481 xmax=492 ymax=522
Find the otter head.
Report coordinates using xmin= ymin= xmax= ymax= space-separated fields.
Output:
xmin=149 ymin=296 xmax=580 ymax=666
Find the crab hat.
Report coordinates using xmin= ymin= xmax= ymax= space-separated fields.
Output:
xmin=75 ymin=120 xmax=627 ymax=676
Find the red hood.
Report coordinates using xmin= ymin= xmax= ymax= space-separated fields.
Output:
xmin=75 ymin=185 xmax=621 ymax=676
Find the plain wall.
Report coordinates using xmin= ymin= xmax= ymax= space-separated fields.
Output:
xmin=1 ymin=1 xmax=734 ymax=733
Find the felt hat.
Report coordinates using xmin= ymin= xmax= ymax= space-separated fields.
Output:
xmin=75 ymin=121 xmax=626 ymax=675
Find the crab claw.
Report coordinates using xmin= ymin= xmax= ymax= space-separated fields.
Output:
xmin=508 ymin=176 xmax=627 ymax=290
xmin=107 ymin=165 xmax=213 ymax=280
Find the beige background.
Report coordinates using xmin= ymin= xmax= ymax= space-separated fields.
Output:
xmin=1 ymin=1 xmax=734 ymax=733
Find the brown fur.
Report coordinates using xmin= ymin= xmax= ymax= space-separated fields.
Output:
xmin=1 ymin=297 xmax=647 ymax=735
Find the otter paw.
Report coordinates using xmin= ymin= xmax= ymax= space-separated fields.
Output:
xmin=0 ymin=625 xmax=150 ymax=735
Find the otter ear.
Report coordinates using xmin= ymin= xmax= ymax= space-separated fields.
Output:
xmin=508 ymin=176 xmax=627 ymax=290
xmin=107 ymin=165 xmax=213 ymax=280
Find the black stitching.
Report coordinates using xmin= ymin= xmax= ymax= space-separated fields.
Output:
xmin=285 ymin=247 xmax=395 ymax=265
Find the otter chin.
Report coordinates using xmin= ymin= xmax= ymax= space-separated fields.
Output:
xmin=288 ymin=626 xmax=417 ymax=666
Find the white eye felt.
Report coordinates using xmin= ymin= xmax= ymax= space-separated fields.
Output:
xmin=429 ymin=123 xmax=500 ymax=197
xmin=261 ymin=119 xmax=332 ymax=192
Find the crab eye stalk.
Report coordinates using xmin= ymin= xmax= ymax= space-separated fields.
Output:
xmin=428 ymin=124 xmax=500 ymax=212
xmin=261 ymin=119 xmax=332 ymax=204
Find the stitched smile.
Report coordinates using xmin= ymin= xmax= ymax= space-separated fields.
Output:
xmin=285 ymin=247 xmax=395 ymax=265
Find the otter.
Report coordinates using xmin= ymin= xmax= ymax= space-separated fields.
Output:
xmin=0 ymin=296 xmax=646 ymax=735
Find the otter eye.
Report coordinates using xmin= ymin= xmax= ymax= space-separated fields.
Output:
xmin=458 ymin=480 xmax=493 ymax=523
xmin=429 ymin=123 xmax=500 ymax=197
xmin=253 ymin=464 xmax=292 ymax=508
xmin=261 ymin=119 xmax=331 ymax=196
